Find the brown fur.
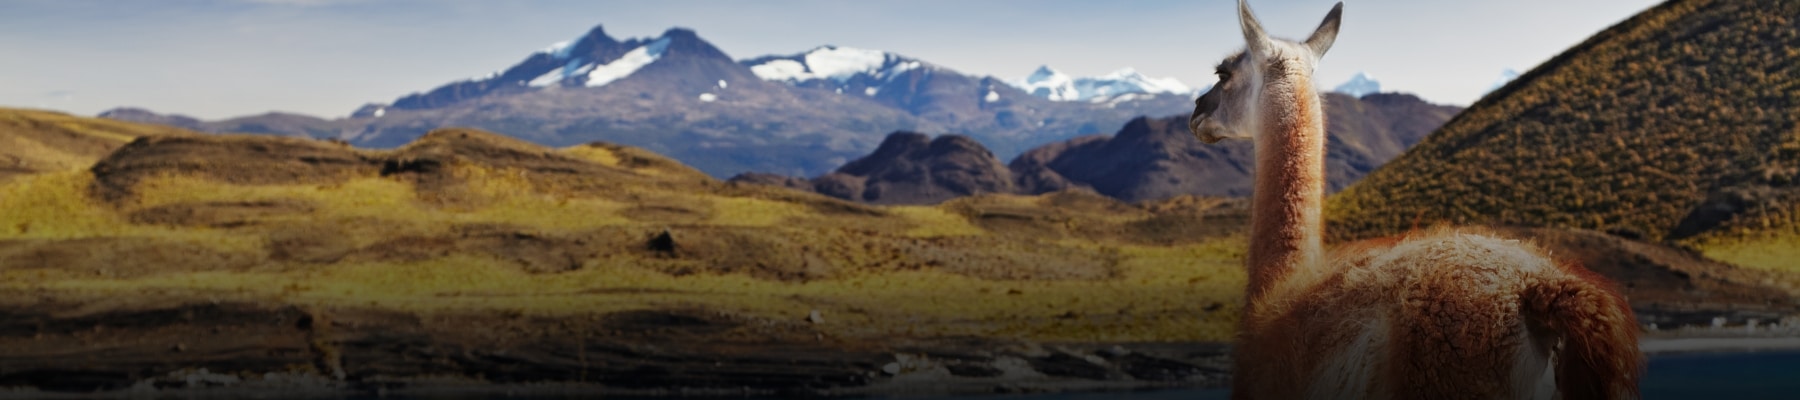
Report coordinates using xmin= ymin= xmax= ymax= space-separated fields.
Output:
xmin=1233 ymin=229 xmax=1643 ymax=399
xmin=1199 ymin=2 xmax=1645 ymax=398
xmin=1245 ymin=71 xmax=1326 ymax=302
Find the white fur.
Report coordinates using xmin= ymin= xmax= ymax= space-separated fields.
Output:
xmin=1307 ymin=311 xmax=1392 ymax=400
xmin=1515 ymin=324 xmax=1558 ymax=400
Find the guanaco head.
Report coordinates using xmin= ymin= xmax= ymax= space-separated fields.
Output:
xmin=1190 ymin=0 xmax=1343 ymax=144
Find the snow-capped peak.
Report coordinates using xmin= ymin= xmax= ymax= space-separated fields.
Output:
xmin=584 ymin=37 xmax=670 ymax=87
xmin=1486 ymin=68 xmax=1522 ymax=93
xmin=747 ymin=46 xmax=925 ymax=83
xmin=1013 ymin=66 xmax=1078 ymax=101
xmin=541 ymin=39 xmax=577 ymax=60
xmin=1007 ymin=65 xmax=1192 ymax=102
xmin=1023 ymin=65 xmax=1071 ymax=85
xmin=528 ymin=35 xmax=672 ymax=88
xmin=1333 ymin=71 xmax=1382 ymax=97
xmin=1094 ymin=67 xmax=1192 ymax=96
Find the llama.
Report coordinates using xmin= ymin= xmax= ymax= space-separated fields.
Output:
xmin=1189 ymin=2 xmax=1644 ymax=399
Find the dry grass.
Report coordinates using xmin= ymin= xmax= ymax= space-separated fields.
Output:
xmin=14 ymin=238 xmax=1247 ymax=342
xmin=706 ymin=196 xmax=808 ymax=227
xmin=887 ymin=206 xmax=988 ymax=237
xmin=439 ymin=164 xmax=635 ymax=229
xmin=558 ymin=144 xmax=623 ymax=167
xmin=1695 ymin=231 xmax=1800 ymax=275
xmin=1 ymin=171 xmax=133 ymax=238
xmin=1 ymin=134 xmax=103 ymax=173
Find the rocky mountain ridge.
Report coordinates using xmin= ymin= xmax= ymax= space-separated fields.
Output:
xmin=102 ymin=25 xmax=1195 ymax=179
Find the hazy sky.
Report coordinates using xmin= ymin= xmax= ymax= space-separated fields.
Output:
xmin=1 ymin=0 xmax=1661 ymax=120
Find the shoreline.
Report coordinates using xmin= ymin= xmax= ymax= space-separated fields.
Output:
xmin=1641 ymin=336 xmax=1800 ymax=355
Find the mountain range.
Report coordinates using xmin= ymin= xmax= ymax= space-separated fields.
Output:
xmin=731 ymin=92 xmax=1462 ymax=204
xmin=101 ymin=25 xmax=1199 ymax=179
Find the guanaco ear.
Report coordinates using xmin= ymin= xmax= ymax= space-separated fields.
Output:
xmin=1238 ymin=0 xmax=1272 ymax=59
xmin=1305 ymin=2 xmax=1344 ymax=57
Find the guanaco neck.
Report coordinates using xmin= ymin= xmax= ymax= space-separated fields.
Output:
xmin=1246 ymin=73 xmax=1326 ymax=303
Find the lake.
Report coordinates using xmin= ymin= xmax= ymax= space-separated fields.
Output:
xmin=869 ymin=350 xmax=1800 ymax=400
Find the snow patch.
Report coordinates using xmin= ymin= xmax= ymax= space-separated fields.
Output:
xmin=750 ymin=59 xmax=809 ymax=81
xmin=529 ymin=66 xmax=566 ymax=87
xmin=698 ymin=93 xmax=718 ymax=102
xmin=864 ymin=87 xmax=879 ymax=96
xmin=1008 ymin=65 xmax=1191 ymax=102
xmin=1333 ymin=71 xmax=1382 ymax=97
xmin=524 ymin=35 xmax=673 ymax=89
xmin=807 ymin=47 xmax=887 ymax=81
xmin=542 ymin=39 xmax=577 ymax=60
xmin=1098 ymin=93 xmax=1145 ymax=106
xmin=585 ymin=37 xmax=672 ymax=87
xmin=1486 ymin=68 xmax=1522 ymax=93
xmin=1097 ymin=68 xmax=1191 ymax=94
xmin=1014 ymin=66 xmax=1079 ymax=101
xmin=885 ymin=61 xmax=923 ymax=77
xmin=717 ymin=80 xmax=728 ymax=89
xmin=372 ymin=107 xmax=385 ymax=118
xmin=984 ymin=91 xmax=999 ymax=102
xmin=530 ymin=57 xmax=594 ymax=87
xmin=748 ymin=46 xmax=921 ymax=84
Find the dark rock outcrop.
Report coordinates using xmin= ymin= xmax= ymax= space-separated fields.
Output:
xmin=1011 ymin=92 xmax=1460 ymax=202
xmin=727 ymin=132 xmax=1016 ymax=205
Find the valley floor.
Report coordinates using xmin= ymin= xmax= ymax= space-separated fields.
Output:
xmin=3 ymin=126 xmax=1798 ymax=397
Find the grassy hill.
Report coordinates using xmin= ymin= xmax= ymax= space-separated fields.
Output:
xmin=1 ymin=119 xmax=1256 ymax=344
xmin=0 ymin=109 xmax=198 ymax=181
xmin=1327 ymin=0 xmax=1800 ymax=274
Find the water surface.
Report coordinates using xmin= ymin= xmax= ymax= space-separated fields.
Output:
xmin=869 ymin=350 xmax=1800 ymax=400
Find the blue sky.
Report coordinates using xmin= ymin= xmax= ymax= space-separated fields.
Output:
xmin=0 ymin=0 xmax=1660 ymax=120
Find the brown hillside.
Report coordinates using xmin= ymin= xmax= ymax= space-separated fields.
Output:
xmin=1491 ymin=227 xmax=1800 ymax=325
xmin=1329 ymin=0 xmax=1800 ymax=245
xmin=0 ymin=108 xmax=198 ymax=181
xmin=62 ymin=127 xmax=1240 ymax=284
xmin=91 ymin=129 xmax=714 ymax=200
